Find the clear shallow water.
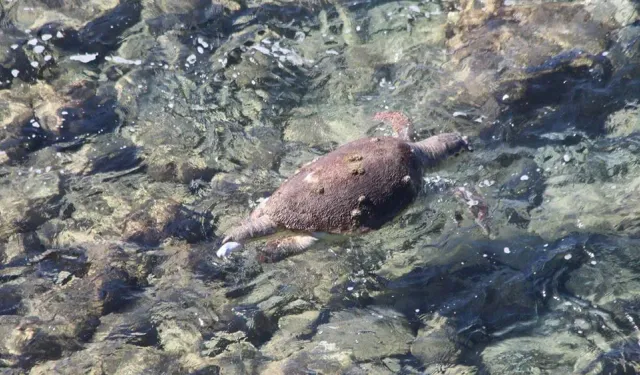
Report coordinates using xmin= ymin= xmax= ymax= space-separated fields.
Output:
xmin=1 ymin=0 xmax=640 ymax=374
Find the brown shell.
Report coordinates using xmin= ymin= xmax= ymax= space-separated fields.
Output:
xmin=260 ymin=137 xmax=423 ymax=234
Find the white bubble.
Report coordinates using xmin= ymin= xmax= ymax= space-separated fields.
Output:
xmin=11 ymin=69 xmax=19 ymax=77
xmin=504 ymin=247 xmax=511 ymax=254
xmin=197 ymin=37 xmax=209 ymax=48
xmin=520 ymin=175 xmax=529 ymax=181
xmin=41 ymin=34 xmax=52 ymax=41
xmin=33 ymin=45 xmax=45 ymax=54
xmin=564 ymin=254 xmax=572 ymax=260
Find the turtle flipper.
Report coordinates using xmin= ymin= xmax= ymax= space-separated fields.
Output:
xmin=217 ymin=241 xmax=243 ymax=257
xmin=257 ymin=235 xmax=319 ymax=263
xmin=216 ymin=215 xmax=278 ymax=258
xmin=452 ymin=186 xmax=492 ymax=237
xmin=373 ymin=111 xmax=415 ymax=141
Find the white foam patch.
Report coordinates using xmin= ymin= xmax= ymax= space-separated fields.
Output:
xmin=69 ymin=53 xmax=98 ymax=63
xmin=105 ymin=56 xmax=142 ymax=65
xmin=251 ymin=45 xmax=271 ymax=55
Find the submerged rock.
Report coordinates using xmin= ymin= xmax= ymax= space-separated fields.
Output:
xmin=411 ymin=314 xmax=463 ymax=370
xmin=0 ymin=80 xmax=122 ymax=163
xmin=0 ymin=170 xmax=63 ymax=238
xmin=529 ymin=174 xmax=640 ymax=238
xmin=121 ymin=199 xmax=214 ymax=246
xmin=605 ymin=104 xmax=640 ymax=138
xmin=261 ymin=310 xmax=320 ymax=360
xmin=1 ymin=0 xmax=640 ymax=373
xmin=311 ymin=307 xmax=414 ymax=361
xmin=481 ymin=331 xmax=590 ymax=374
xmin=27 ymin=341 xmax=217 ymax=375
xmin=442 ymin=0 xmax=615 ymax=133
xmin=261 ymin=340 xmax=356 ymax=375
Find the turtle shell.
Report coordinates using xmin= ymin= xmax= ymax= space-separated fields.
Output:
xmin=260 ymin=136 xmax=423 ymax=234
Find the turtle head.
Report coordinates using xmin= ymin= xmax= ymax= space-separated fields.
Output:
xmin=411 ymin=133 xmax=473 ymax=169
xmin=441 ymin=133 xmax=473 ymax=158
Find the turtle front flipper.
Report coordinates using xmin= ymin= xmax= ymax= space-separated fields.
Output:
xmin=373 ymin=111 xmax=415 ymax=141
xmin=217 ymin=241 xmax=243 ymax=257
xmin=257 ymin=235 xmax=319 ymax=263
xmin=216 ymin=215 xmax=278 ymax=258
xmin=453 ymin=186 xmax=492 ymax=237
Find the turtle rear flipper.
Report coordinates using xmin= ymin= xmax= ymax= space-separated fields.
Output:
xmin=257 ymin=235 xmax=319 ymax=263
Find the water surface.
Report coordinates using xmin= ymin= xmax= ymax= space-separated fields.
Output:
xmin=1 ymin=0 xmax=640 ymax=374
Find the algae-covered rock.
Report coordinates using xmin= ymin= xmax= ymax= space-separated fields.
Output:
xmin=27 ymin=342 xmax=214 ymax=375
xmin=605 ymin=104 xmax=640 ymax=137
xmin=481 ymin=331 xmax=590 ymax=375
xmin=261 ymin=310 xmax=320 ymax=359
xmin=260 ymin=340 xmax=355 ymax=375
xmin=411 ymin=314 xmax=462 ymax=369
xmin=444 ymin=0 xmax=613 ymax=114
xmin=0 ymin=171 xmax=63 ymax=239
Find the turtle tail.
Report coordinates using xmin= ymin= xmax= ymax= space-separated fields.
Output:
xmin=410 ymin=133 xmax=473 ymax=169
xmin=222 ymin=215 xmax=278 ymax=244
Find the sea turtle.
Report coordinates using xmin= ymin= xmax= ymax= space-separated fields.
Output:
xmin=216 ymin=112 xmax=473 ymax=262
